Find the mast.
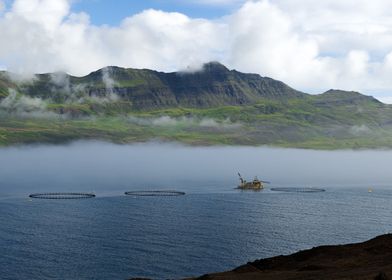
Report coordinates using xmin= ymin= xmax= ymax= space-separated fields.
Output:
xmin=238 ymin=172 xmax=244 ymax=184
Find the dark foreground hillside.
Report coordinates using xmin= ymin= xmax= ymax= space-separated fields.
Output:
xmin=183 ymin=234 xmax=392 ymax=280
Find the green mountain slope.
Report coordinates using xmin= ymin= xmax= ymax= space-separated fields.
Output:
xmin=2 ymin=62 xmax=305 ymax=108
xmin=0 ymin=62 xmax=391 ymax=149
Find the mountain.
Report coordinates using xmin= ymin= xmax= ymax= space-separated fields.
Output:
xmin=0 ymin=62 xmax=391 ymax=149
xmin=0 ymin=62 xmax=306 ymax=109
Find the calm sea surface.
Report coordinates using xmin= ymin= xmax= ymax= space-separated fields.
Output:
xmin=0 ymin=142 xmax=392 ymax=279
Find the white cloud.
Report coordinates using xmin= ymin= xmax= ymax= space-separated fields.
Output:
xmin=190 ymin=0 xmax=246 ymax=6
xmin=2 ymin=0 xmax=392 ymax=100
xmin=10 ymin=0 xmax=69 ymax=30
xmin=375 ymin=96 xmax=392 ymax=104
xmin=227 ymin=1 xmax=331 ymax=89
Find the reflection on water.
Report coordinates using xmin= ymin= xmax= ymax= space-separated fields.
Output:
xmin=0 ymin=142 xmax=392 ymax=279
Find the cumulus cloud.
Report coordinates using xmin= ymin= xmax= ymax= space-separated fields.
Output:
xmin=11 ymin=0 xmax=69 ymax=30
xmin=227 ymin=1 xmax=329 ymax=88
xmin=2 ymin=0 xmax=392 ymax=100
xmin=190 ymin=0 xmax=246 ymax=6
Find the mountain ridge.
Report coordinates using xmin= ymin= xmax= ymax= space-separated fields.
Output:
xmin=1 ymin=62 xmax=378 ymax=110
xmin=0 ymin=62 xmax=391 ymax=149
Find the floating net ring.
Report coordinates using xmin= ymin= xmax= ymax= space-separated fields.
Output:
xmin=124 ymin=190 xmax=185 ymax=197
xmin=29 ymin=192 xmax=96 ymax=199
xmin=270 ymin=187 xmax=325 ymax=193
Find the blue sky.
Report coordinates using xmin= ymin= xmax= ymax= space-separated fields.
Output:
xmin=71 ymin=0 xmax=243 ymax=25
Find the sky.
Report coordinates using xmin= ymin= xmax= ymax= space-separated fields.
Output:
xmin=72 ymin=0 xmax=245 ymax=24
xmin=1 ymin=0 xmax=392 ymax=102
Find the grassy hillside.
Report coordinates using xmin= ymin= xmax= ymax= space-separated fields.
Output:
xmin=0 ymin=63 xmax=391 ymax=149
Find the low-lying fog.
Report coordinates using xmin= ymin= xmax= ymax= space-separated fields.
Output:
xmin=0 ymin=141 xmax=391 ymax=196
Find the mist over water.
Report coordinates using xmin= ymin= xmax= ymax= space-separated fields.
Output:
xmin=1 ymin=142 xmax=392 ymax=279
xmin=1 ymin=141 xmax=392 ymax=196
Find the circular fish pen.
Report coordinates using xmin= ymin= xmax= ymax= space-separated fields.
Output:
xmin=270 ymin=187 xmax=325 ymax=193
xmin=29 ymin=193 xmax=96 ymax=199
xmin=124 ymin=190 xmax=186 ymax=197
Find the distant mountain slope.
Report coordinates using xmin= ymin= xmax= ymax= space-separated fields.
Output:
xmin=312 ymin=89 xmax=381 ymax=106
xmin=0 ymin=62 xmax=392 ymax=149
xmin=0 ymin=62 xmax=306 ymax=109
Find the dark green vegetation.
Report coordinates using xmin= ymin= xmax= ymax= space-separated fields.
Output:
xmin=1 ymin=62 xmax=392 ymax=149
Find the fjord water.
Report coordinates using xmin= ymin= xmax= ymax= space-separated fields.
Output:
xmin=1 ymin=142 xmax=392 ymax=279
